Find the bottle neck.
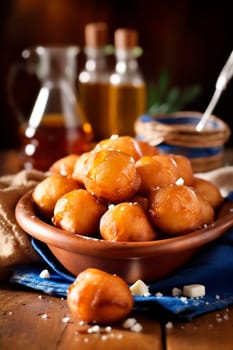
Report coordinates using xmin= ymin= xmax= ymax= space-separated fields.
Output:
xmin=111 ymin=48 xmax=144 ymax=84
xmin=84 ymin=47 xmax=107 ymax=72
xmin=116 ymin=48 xmax=142 ymax=73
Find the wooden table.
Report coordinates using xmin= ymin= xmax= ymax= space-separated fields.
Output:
xmin=0 ymin=283 xmax=232 ymax=350
xmin=0 ymin=148 xmax=233 ymax=349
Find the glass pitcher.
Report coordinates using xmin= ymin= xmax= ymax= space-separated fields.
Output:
xmin=14 ymin=46 xmax=92 ymax=171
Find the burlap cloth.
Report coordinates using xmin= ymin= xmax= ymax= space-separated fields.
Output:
xmin=0 ymin=169 xmax=46 ymax=279
xmin=0 ymin=166 xmax=232 ymax=280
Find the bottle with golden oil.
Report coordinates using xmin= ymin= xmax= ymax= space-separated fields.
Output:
xmin=78 ymin=22 xmax=112 ymax=141
xmin=18 ymin=46 xmax=92 ymax=171
xmin=108 ymin=28 xmax=146 ymax=136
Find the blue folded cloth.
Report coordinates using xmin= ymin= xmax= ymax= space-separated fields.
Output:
xmin=10 ymin=192 xmax=233 ymax=321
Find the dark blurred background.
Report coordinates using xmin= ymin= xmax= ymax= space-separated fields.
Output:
xmin=0 ymin=0 xmax=232 ymax=149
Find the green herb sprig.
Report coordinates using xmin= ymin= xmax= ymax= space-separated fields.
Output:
xmin=147 ymin=71 xmax=202 ymax=115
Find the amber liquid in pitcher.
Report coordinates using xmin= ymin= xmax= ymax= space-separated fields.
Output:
xmin=79 ymin=81 xmax=110 ymax=141
xmin=20 ymin=114 xmax=92 ymax=171
xmin=108 ymin=83 xmax=146 ymax=136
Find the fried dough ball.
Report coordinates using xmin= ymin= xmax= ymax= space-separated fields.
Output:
xmin=32 ymin=174 xmax=80 ymax=219
xmin=53 ymin=189 xmax=106 ymax=236
xmin=171 ymin=154 xmax=194 ymax=186
xmin=135 ymin=154 xmax=179 ymax=195
xmin=94 ymin=135 xmax=142 ymax=160
xmin=49 ymin=154 xmax=79 ymax=177
xmin=137 ymin=140 xmax=160 ymax=157
xmin=100 ymin=202 xmax=157 ymax=242
xmin=149 ymin=184 xmax=202 ymax=235
xmin=192 ymin=177 xmax=223 ymax=209
xmin=67 ymin=268 xmax=134 ymax=324
xmin=131 ymin=195 xmax=149 ymax=211
xmin=84 ymin=150 xmax=141 ymax=203
xmin=152 ymin=154 xmax=179 ymax=173
xmin=71 ymin=151 xmax=91 ymax=185
xmin=195 ymin=192 xmax=214 ymax=226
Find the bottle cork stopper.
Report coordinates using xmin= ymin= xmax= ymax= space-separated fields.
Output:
xmin=85 ymin=22 xmax=108 ymax=48
xmin=114 ymin=29 xmax=138 ymax=49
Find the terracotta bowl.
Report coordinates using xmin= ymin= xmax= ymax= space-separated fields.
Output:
xmin=15 ymin=190 xmax=233 ymax=284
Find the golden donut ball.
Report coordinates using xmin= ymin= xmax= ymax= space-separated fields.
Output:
xmin=94 ymin=135 xmax=142 ymax=160
xmin=131 ymin=194 xmax=149 ymax=211
xmin=84 ymin=150 xmax=141 ymax=203
xmin=53 ymin=189 xmax=106 ymax=236
xmin=67 ymin=268 xmax=134 ymax=324
xmin=171 ymin=154 xmax=194 ymax=186
xmin=71 ymin=151 xmax=91 ymax=185
xmin=195 ymin=192 xmax=214 ymax=226
xmin=149 ymin=184 xmax=202 ymax=235
xmin=135 ymin=154 xmax=179 ymax=195
xmin=100 ymin=202 xmax=157 ymax=242
xmin=192 ymin=177 xmax=223 ymax=209
xmin=49 ymin=154 xmax=79 ymax=177
xmin=32 ymin=174 xmax=80 ymax=219
xmin=137 ymin=140 xmax=160 ymax=157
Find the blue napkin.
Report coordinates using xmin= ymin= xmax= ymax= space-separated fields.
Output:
xmin=10 ymin=192 xmax=233 ymax=321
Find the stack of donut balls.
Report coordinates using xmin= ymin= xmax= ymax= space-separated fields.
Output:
xmin=33 ymin=135 xmax=223 ymax=241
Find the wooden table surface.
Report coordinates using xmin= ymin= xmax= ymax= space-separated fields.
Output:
xmin=0 ymin=283 xmax=232 ymax=350
xmin=0 ymin=148 xmax=233 ymax=349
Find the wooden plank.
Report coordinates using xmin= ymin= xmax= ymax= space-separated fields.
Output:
xmin=0 ymin=285 xmax=163 ymax=350
xmin=165 ymin=306 xmax=233 ymax=350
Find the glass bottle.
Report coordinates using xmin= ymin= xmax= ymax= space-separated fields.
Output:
xmin=78 ymin=22 xmax=111 ymax=141
xmin=109 ymin=28 xmax=146 ymax=136
xmin=18 ymin=46 xmax=92 ymax=171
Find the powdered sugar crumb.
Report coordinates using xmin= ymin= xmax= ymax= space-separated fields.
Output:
xmin=39 ymin=269 xmax=51 ymax=279
xmin=165 ymin=321 xmax=173 ymax=329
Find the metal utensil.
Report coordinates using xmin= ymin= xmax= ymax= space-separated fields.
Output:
xmin=196 ymin=50 xmax=233 ymax=131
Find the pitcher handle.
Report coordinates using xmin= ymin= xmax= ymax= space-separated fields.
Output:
xmin=7 ymin=56 xmax=38 ymax=124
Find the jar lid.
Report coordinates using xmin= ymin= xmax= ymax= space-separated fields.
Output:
xmin=114 ymin=28 xmax=138 ymax=49
xmin=85 ymin=22 xmax=108 ymax=48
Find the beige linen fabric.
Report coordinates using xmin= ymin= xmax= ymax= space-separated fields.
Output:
xmin=0 ymin=169 xmax=46 ymax=279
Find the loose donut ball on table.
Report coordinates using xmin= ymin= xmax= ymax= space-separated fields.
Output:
xmin=100 ymin=202 xmax=157 ymax=242
xmin=32 ymin=174 xmax=80 ymax=219
xmin=84 ymin=150 xmax=141 ymax=203
xmin=149 ymin=184 xmax=202 ymax=235
xmin=67 ymin=268 xmax=134 ymax=324
xmin=53 ymin=189 xmax=107 ymax=236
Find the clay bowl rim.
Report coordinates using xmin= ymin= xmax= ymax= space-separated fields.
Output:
xmin=15 ymin=190 xmax=233 ymax=260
